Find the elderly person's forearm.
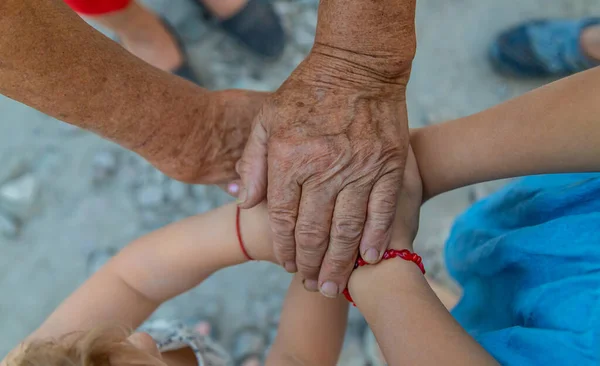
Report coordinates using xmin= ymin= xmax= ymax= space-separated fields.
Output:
xmin=0 ymin=0 xmax=263 ymax=184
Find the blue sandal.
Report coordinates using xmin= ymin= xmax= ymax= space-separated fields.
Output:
xmin=489 ymin=18 xmax=600 ymax=77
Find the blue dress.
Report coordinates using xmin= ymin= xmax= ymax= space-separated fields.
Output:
xmin=447 ymin=174 xmax=600 ymax=365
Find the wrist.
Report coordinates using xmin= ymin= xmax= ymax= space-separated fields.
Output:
xmin=410 ymin=124 xmax=466 ymax=200
xmin=309 ymin=41 xmax=413 ymax=87
xmin=313 ymin=0 xmax=416 ymax=85
xmin=304 ymin=45 xmax=411 ymax=92
xmin=238 ymin=204 xmax=277 ymax=263
xmin=348 ymin=257 xmax=428 ymax=311
xmin=140 ymin=91 xmax=246 ymax=185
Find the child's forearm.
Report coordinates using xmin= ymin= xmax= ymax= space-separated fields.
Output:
xmin=348 ymin=261 xmax=497 ymax=365
xmin=109 ymin=204 xmax=272 ymax=303
xmin=267 ymin=275 xmax=348 ymax=366
xmin=412 ymin=66 xmax=600 ymax=199
xmin=30 ymin=203 xmax=273 ymax=340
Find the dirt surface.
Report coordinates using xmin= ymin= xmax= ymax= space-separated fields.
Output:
xmin=1 ymin=0 xmax=598 ymax=362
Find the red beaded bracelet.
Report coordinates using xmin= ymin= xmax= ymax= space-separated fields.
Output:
xmin=236 ymin=206 xmax=254 ymax=261
xmin=342 ymin=249 xmax=426 ymax=306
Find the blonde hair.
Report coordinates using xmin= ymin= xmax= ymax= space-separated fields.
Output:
xmin=6 ymin=328 xmax=164 ymax=366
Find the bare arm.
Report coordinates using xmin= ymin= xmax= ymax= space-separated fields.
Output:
xmin=412 ymin=66 xmax=600 ymax=199
xmin=344 ymin=152 xmax=498 ymax=365
xmin=266 ymin=275 xmax=348 ymax=366
xmin=0 ymin=0 xmax=265 ymax=184
xmin=349 ymin=261 xmax=497 ymax=365
xmin=236 ymin=0 xmax=417 ymax=296
xmin=23 ymin=201 xmax=346 ymax=365
xmin=27 ymin=203 xmax=273 ymax=340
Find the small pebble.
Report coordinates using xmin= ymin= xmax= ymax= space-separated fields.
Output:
xmin=191 ymin=184 xmax=208 ymax=199
xmin=294 ymin=25 xmax=315 ymax=46
xmin=91 ymin=150 xmax=119 ymax=184
xmin=195 ymin=200 xmax=213 ymax=214
xmin=0 ymin=211 xmax=19 ymax=239
xmin=363 ymin=328 xmax=385 ymax=366
xmin=35 ymin=147 xmax=65 ymax=179
xmin=135 ymin=185 xmax=164 ymax=208
xmin=248 ymin=299 xmax=269 ymax=325
xmin=0 ymin=155 xmax=27 ymax=185
xmin=202 ymin=299 xmax=223 ymax=320
xmin=231 ymin=78 xmax=273 ymax=92
xmin=348 ymin=305 xmax=365 ymax=327
xmin=56 ymin=122 xmax=83 ymax=135
xmin=231 ymin=328 xmax=266 ymax=362
xmin=165 ymin=179 xmax=189 ymax=203
xmin=338 ymin=336 xmax=369 ymax=366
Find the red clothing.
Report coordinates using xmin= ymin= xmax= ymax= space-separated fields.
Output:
xmin=63 ymin=0 xmax=131 ymax=15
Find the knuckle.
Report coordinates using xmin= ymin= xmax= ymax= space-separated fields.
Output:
xmin=325 ymin=254 xmax=354 ymax=277
xmin=269 ymin=208 xmax=296 ymax=233
xmin=368 ymin=205 xmax=397 ymax=230
xmin=363 ymin=227 xmax=391 ymax=247
xmin=297 ymin=260 xmax=321 ymax=278
xmin=295 ymin=226 xmax=328 ymax=254
xmin=273 ymin=239 xmax=296 ymax=257
xmin=331 ymin=216 xmax=364 ymax=248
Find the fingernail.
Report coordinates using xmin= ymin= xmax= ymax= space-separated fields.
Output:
xmin=228 ymin=182 xmax=239 ymax=195
xmin=284 ymin=261 xmax=297 ymax=273
xmin=363 ymin=248 xmax=380 ymax=263
xmin=303 ymin=279 xmax=319 ymax=292
xmin=320 ymin=281 xmax=339 ymax=298
xmin=236 ymin=187 xmax=247 ymax=204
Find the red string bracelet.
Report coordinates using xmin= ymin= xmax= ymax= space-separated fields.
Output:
xmin=236 ymin=206 xmax=254 ymax=261
xmin=342 ymin=249 xmax=426 ymax=306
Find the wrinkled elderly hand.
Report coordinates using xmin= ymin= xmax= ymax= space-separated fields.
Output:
xmin=236 ymin=49 xmax=410 ymax=297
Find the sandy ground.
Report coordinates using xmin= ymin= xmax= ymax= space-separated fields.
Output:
xmin=1 ymin=0 xmax=599 ymax=361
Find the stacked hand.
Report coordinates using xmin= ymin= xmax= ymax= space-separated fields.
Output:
xmin=236 ymin=52 xmax=413 ymax=297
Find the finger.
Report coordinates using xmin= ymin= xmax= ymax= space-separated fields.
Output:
xmin=318 ymin=184 xmax=369 ymax=298
xmin=359 ymin=170 xmax=403 ymax=263
xmin=294 ymin=185 xmax=337 ymax=292
xmin=268 ymin=170 xmax=301 ymax=274
xmin=237 ymin=117 xmax=268 ymax=208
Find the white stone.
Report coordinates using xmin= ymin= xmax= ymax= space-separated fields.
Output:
xmin=0 ymin=174 xmax=39 ymax=219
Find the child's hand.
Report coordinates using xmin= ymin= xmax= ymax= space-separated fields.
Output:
xmin=388 ymin=146 xmax=422 ymax=252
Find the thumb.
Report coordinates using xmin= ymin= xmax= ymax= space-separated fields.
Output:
xmin=237 ymin=117 xmax=268 ymax=208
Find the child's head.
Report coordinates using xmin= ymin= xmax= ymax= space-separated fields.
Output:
xmin=6 ymin=328 xmax=165 ymax=366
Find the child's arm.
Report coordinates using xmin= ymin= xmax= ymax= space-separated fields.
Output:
xmin=345 ymin=150 xmax=498 ymax=365
xmin=412 ymin=65 xmax=600 ymax=199
xmin=266 ymin=275 xmax=348 ymax=366
xmin=28 ymin=203 xmax=273 ymax=340
xmin=23 ymin=201 xmax=347 ymax=365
